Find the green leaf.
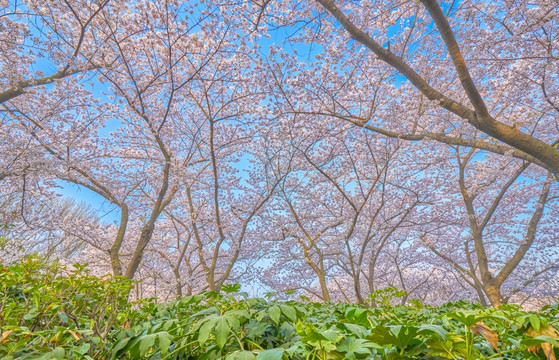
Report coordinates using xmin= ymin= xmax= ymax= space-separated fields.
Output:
xmin=279 ymin=305 xmax=297 ymax=322
xmin=366 ymin=325 xmax=398 ymax=346
xmin=336 ymin=336 xmax=377 ymax=353
xmin=216 ymin=316 xmax=231 ymax=349
xmin=418 ymin=324 xmax=447 ymax=340
xmin=425 ymin=337 xmax=462 ymax=359
xmin=23 ymin=309 xmax=39 ymax=320
xmin=222 ymin=283 xmax=241 ymax=294
xmin=246 ymin=321 xmax=270 ymax=338
xmin=158 ymin=331 xmax=172 ymax=356
xmin=269 ymin=305 xmax=281 ymax=325
xmin=162 ymin=319 xmax=176 ymax=331
xmin=256 ymin=348 xmax=284 ymax=360
xmin=138 ymin=334 xmax=156 ymax=357
xmin=198 ymin=318 xmax=217 ymax=346
xmin=111 ymin=337 xmax=131 ymax=359
xmin=178 ymin=295 xmax=195 ymax=306
xmin=522 ymin=335 xmax=559 ymax=347
xmin=53 ymin=347 xmax=65 ymax=359
xmin=57 ymin=311 xmax=68 ymax=323
xmin=341 ymin=323 xmax=369 ymax=338
xmin=529 ymin=315 xmax=541 ymax=332
xmin=448 ymin=311 xmax=479 ymax=326
xmin=345 ymin=307 xmax=368 ymax=324
xmin=76 ymin=342 xmax=91 ymax=355
xmin=321 ymin=329 xmax=341 ymax=343
xmin=225 ymin=313 xmax=241 ymax=331
xmin=226 ymin=350 xmax=257 ymax=360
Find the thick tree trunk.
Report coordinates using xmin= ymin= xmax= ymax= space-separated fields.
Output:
xmin=484 ymin=282 xmax=504 ymax=308
xmin=207 ymin=272 xmax=217 ymax=292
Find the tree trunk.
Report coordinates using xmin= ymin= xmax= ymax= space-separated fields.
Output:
xmin=207 ymin=271 xmax=217 ymax=292
xmin=474 ymin=284 xmax=488 ymax=307
xmin=317 ymin=270 xmax=331 ymax=302
xmin=125 ymin=224 xmax=155 ymax=279
xmin=174 ymin=268 xmax=182 ymax=299
xmin=484 ymin=282 xmax=504 ymax=308
xmin=108 ymin=204 xmax=129 ymax=277
xmin=354 ymin=273 xmax=365 ymax=305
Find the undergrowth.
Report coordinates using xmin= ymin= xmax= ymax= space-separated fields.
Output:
xmin=1 ymin=260 xmax=558 ymax=359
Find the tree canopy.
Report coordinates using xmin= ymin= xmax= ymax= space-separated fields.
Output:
xmin=1 ymin=0 xmax=558 ymax=308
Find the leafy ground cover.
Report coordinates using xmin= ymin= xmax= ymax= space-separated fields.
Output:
xmin=1 ymin=260 xmax=558 ymax=360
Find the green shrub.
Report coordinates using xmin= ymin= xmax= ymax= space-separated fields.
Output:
xmin=1 ymin=262 xmax=558 ymax=360
xmin=0 ymin=257 xmax=135 ymax=359
xmin=108 ymin=288 xmax=559 ymax=360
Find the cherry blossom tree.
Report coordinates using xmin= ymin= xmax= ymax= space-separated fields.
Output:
xmin=257 ymin=103 xmax=431 ymax=302
xmin=2 ymin=0 xmax=265 ymax=281
xmin=0 ymin=186 xmax=103 ymax=266
xmin=256 ymin=0 xmax=559 ymax=174
xmin=2 ymin=0 xmax=559 ymax=307
xmin=174 ymin=128 xmax=290 ymax=292
xmin=420 ymin=147 xmax=558 ymax=307
xmin=246 ymin=0 xmax=559 ymax=305
xmin=0 ymin=0 xmax=110 ymax=104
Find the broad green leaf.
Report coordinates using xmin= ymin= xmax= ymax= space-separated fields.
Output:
xmin=341 ymin=323 xmax=369 ymax=338
xmin=522 ymin=335 xmax=559 ymax=347
xmin=418 ymin=324 xmax=447 ymax=340
xmin=269 ymin=305 xmax=281 ymax=325
xmin=294 ymin=305 xmax=308 ymax=315
xmin=226 ymin=350 xmax=256 ymax=360
xmin=321 ymin=329 xmax=341 ymax=343
xmin=247 ymin=321 xmax=270 ymax=338
xmin=256 ymin=348 xmax=284 ymax=360
xmin=515 ymin=314 xmax=530 ymax=327
xmin=76 ymin=342 xmax=91 ymax=355
xmin=336 ymin=336 xmax=377 ymax=353
xmin=138 ymin=334 xmax=156 ymax=356
xmin=194 ymin=313 xmax=219 ymax=331
xmin=392 ymin=325 xmax=420 ymax=348
xmin=222 ymin=283 xmax=241 ymax=294
xmin=198 ymin=319 xmax=216 ymax=346
xmin=52 ymin=347 xmax=65 ymax=359
xmin=225 ymin=313 xmax=241 ymax=331
xmin=57 ymin=311 xmax=68 ymax=323
xmin=448 ymin=311 xmax=480 ymax=326
xmin=111 ymin=337 xmax=131 ymax=359
xmin=162 ymin=319 xmax=176 ymax=331
xmin=255 ymin=310 xmax=267 ymax=322
xmin=367 ymin=325 xmax=398 ymax=346
xmin=425 ymin=338 xmax=461 ymax=359
xmin=367 ymin=325 xmax=421 ymax=349
xmin=216 ymin=316 xmax=231 ymax=349
xmin=158 ymin=331 xmax=172 ymax=356
xmin=529 ymin=315 xmax=541 ymax=332
xmin=279 ymin=305 xmax=297 ymax=322
xmin=227 ymin=309 xmax=250 ymax=320
xmin=345 ymin=307 xmax=368 ymax=324
xmin=23 ymin=309 xmax=39 ymax=320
